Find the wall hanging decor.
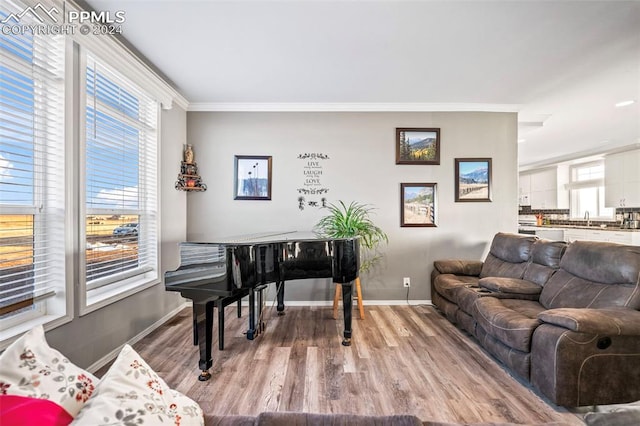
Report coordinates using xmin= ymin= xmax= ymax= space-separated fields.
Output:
xmin=400 ymin=182 xmax=437 ymax=227
xmin=396 ymin=128 xmax=440 ymax=165
xmin=296 ymin=152 xmax=330 ymax=210
xmin=234 ymin=155 xmax=272 ymax=200
xmin=175 ymin=144 xmax=206 ymax=191
xmin=455 ymin=158 xmax=492 ymax=202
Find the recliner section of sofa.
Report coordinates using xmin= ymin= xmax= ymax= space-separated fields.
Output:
xmin=431 ymin=232 xmax=640 ymax=407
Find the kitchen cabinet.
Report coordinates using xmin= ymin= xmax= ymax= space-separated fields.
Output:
xmin=535 ymin=228 xmax=564 ymax=241
xmin=518 ymin=174 xmax=531 ymax=206
xmin=605 ymin=149 xmax=640 ymax=208
xmin=608 ymin=231 xmax=635 ymax=245
xmin=530 ymin=189 xmax=556 ymax=209
xmin=520 ymin=166 xmax=569 ymax=209
xmin=522 ymin=169 xmax=556 ymax=208
xmin=563 ymin=229 xmax=585 ymax=243
xmin=563 ymin=228 xmax=638 ymax=245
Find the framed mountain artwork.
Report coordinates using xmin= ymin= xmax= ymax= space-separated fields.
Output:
xmin=455 ymin=158 xmax=492 ymax=202
xmin=395 ymin=128 xmax=440 ymax=165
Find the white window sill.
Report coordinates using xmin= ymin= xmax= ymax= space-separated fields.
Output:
xmin=80 ymin=271 xmax=159 ymax=316
xmin=0 ymin=313 xmax=72 ymax=351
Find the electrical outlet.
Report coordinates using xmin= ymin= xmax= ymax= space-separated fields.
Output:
xmin=403 ymin=277 xmax=411 ymax=288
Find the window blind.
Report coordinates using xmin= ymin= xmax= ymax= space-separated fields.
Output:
xmin=84 ymin=53 xmax=158 ymax=291
xmin=0 ymin=2 xmax=65 ymax=321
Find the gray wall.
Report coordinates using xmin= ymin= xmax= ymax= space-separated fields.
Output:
xmin=186 ymin=111 xmax=518 ymax=301
xmin=46 ymin=105 xmax=188 ymax=369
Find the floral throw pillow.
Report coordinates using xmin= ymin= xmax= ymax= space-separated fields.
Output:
xmin=71 ymin=344 xmax=204 ymax=426
xmin=0 ymin=325 xmax=98 ymax=417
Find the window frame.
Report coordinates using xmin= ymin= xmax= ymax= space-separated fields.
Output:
xmin=1 ymin=0 xmax=183 ymax=349
xmin=0 ymin=15 xmax=73 ymax=348
xmin=568 ymin=160 xmax=615 ymax=221
xmin=77 ymin=48 xmax=161 ymax=316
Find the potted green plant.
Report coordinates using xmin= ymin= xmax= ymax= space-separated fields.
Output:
xmin=314 ymin=201 xmax=388 ymax=319
xmin=314 ymin=200 xmax=388 ymax=272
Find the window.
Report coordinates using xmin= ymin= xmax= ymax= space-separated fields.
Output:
xmin=0 ymin=5 xmax=66 ymax=334
xmin=568 ymin=161 xmax=614 ymax=220
xmin=81 ymin=52 xmax=159 ymax=310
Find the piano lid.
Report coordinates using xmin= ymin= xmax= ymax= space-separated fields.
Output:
xmin=165 ymin=241 xmax=226 ymax=285
xmin=193 ymin=230 xmax=359 ymax=245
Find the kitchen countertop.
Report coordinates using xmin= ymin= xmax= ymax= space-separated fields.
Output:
xmin=520 ymin=225 xmax=640 ymax=232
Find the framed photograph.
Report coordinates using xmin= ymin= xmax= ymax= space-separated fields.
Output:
xmin=396 ymin=128 xmax=440 ymax=165
xmin=400 ymin=183 xmax=437 ymax=227
xmin=234 ymin=155 xmax=272 ymax=200
xmin=455 ymin=158 xmax=492 ymax=202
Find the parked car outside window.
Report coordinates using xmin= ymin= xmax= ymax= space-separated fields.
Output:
xmin=112 ymin=223 xmax=139 ymax=236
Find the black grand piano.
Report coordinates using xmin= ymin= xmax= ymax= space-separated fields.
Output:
xmin=165 ymin=231 xmax=360 ymax=381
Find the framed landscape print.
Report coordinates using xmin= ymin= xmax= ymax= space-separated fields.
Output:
xmin=400 ymin=183 xmax=437 ymax=227
xmin=396 ymin=128 xmax=440 ymax=165
xmin=234 ymin=155 xmax=272 ymax=200
xmin=455 ymin=158 xmax=492 ymax=202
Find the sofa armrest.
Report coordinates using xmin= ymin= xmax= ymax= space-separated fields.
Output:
xmin=538 ymin=308 xmax=640 ymax=336
xmin=433 ymin=260 xmax=483 ymax=276
xmin=478 ymin=277 xmax=542 ymax=296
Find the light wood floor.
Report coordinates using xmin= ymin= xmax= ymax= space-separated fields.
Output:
xmin=106 ymin=304 xmax=585 ymax=425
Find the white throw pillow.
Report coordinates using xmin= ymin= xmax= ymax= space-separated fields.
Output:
xmin=0 ymin=325 xmax=98 ymax=417
xmin=71 ymin=344 xmax=204 ymax=426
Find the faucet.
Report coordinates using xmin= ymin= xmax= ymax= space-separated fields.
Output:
xmin=584 ymin=211 xmax=590 ymax=227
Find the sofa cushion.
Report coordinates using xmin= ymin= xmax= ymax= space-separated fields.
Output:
xmin=479 ymin=277 xmax=542 ymax=295
xmin=487 ymin=232 xmax=537 ymax=264
xmin=0 ymin=325 xmax=98 ymax=418
xmin=204 ymin=415 xmax=256 ymax=426
xmin=561 ymin=241 xmax=640 ymax=285
xmin=479 ymin=233 xmax=536 ymax=279
xmin=480 ymin=253 xmax=529 ymax=280
xmin=584 ymin=405 xmax=640 ymax=426
xmin=474 ymin=298 xmax=545 ymax=352
xmin=522 ymin=240 xmax=567 ymax=286
xmin=537 ymin=308 xmax=640 ymax=335
xmin=540 ymin=241 xmax=640 ymax=310
xmin=71 ymin=344 xmax=204 ymax=426
xmin=434 ymin=259 xmax=484 ymax=276
xmin=457 ymin=286 xmax=495 ymax=316
xmin=532 ymin=240 xmax=566 ymax=267
xmin=433 ymin=274 xmax=479 ymax=303
xmin=540 ymin=270 xmax=640 ymax=310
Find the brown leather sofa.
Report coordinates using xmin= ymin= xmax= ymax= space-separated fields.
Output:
xmin=431 ymin=232 xmax=640 ymax=407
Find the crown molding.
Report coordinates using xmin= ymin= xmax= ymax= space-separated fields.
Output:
xmin=187 ymin=102 xmax=522 ymax=113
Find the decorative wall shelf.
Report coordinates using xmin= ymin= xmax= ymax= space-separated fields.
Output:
xmin=175 ymin=145 xmax=207 ymax=191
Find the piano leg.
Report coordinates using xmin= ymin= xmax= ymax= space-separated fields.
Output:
xmin=256 ymin=284 xmax=267 ymax=334
xmin=194 ymin=301 xmax=215 ymax=381
xmin=341 ymin=282 xmax=353 ymax=346
xmin=217 ymin=299 xmax=225 ymax=350
xmin=192 ymin=304 xmax=198 ymax=346
xmin=276 ymin=281 xmax=286 ymax=315
xmin=247 ymin=288 xmax=256 ymax=340
xmin=247 ymin=284 xmax=269 ymax=339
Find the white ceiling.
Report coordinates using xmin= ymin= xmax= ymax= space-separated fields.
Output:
xmin=86 ymin=0 xmax=640 ymax=167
